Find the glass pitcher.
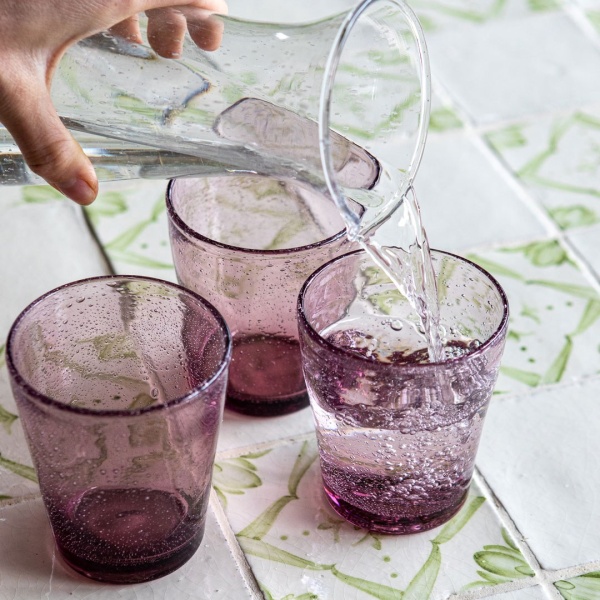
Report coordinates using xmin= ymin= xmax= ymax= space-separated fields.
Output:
xmin=0 ymin=0 xmax=430 ymax=239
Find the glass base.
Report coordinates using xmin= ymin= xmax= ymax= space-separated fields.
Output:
xmin=57 ymin=529 xmax=203 ymax=584
xmin=323 ymin=484 xmax=469 ymax=535
xmin=226 ymin=390 xmax=309 ymax=417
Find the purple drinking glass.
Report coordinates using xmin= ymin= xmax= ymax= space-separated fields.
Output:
xmin=298 ymin=250 xmax=509 ymax=534
xmin=6 ymin=276 xmax=231 ymax=583
xmin=167 ymin=174 xmax=354 ymax=417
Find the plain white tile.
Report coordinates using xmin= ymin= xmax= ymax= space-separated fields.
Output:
xmin=427 ymin=13 xmax=600 ymax=124
xmin=408 ymin=133 xmax=549 ymax=251
xmin=0 ymin=497 xmax=252 ymax=599
xmin=477 ymin=378 xmax=600 ymax=569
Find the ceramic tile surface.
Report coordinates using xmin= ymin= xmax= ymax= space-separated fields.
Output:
xmin=2 ymin=0 xmax=600 ymax=598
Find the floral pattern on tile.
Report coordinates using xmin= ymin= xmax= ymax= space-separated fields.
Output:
xmin=485 ymin=109 xmax=600 ymax=231
xmin=84 ymin=180 xmax=176 ymax=280
xmin=216 ymin=438 xmax=534 ymax=600
xmin=555 ymin=572 xmax=600 ymax=599
xmin=466 ymin=239 xmax=600 ymax=394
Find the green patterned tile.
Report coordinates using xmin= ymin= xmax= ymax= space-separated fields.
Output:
xmin=486 ymin=109 xmax=600 ymax=231
xmin=216 ymin=438 xmax=534 ymax=600
xmin=466 ymin=239 xmax=600 ymax=394
xmin=84 ymin=180 xmax=176 ymax=280
xmin=410 ymin=0 xmax=561 ymax=33
xmin=555 ymin=572 xmax=600 ymax=599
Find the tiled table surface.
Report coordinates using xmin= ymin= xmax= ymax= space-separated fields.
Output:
xmin=2 ymin=0 xmax=600 ymax=598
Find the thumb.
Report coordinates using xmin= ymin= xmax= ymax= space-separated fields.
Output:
xmin=0 ymin=70 xmax=98 ymax=205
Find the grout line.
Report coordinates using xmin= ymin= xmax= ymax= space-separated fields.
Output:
xmin=471 ymin=469 xmax=565 ymax=599
xmin=0 ymin=491 xmax=41 ymax=510
xmin=546 ymin=560 xmax=600 ymax=582
xmin=79 ymin=204 xmax=118 ymax=276
xmin=208 ymin=488 xmax=265 ymax=599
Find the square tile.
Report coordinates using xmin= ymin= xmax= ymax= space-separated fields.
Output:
xmin=84 ymin=180 xmax=176 ymax=281
xmin=427 ymin=13 xmax=600 ymax=124
xmin=477 ymin=377 xmax=600 ymax=568
xmin=567 ymin=222 xmax=600 ymax=277
xmin=407 ymin=132 xmax=549 ymax=251
xmin=0 ymin=497 xmax=252 ymax=599
xmin=411 ymin=0 xmax=561 ymax=34
xmin=466 ymin=239 xmax=600 ymax=395
xmin=216 ymin=437 xmax=535 ymax=599
xmin=485 ymin=108 xmax=600 ymax=231
xmin=554 ymin=572 xmax=600 ymax=599
xmin=0 ymin=190 xmax=110 ymax=500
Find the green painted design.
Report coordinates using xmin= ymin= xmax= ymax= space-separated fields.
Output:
xmin=486 ymin=125 xmax=527 ymax=150
xmin=414 ymin=0 xmax=506 ymax=24
xmin=0 ymin=495 xmax=11 ymax=500
xmin=85 ymin=191 xmax=128 ymax=226
xmin=540 ymin=336 xmax=573 ymax=385
xmin=572 ymin=299 xmax=600 ymax=336
xmin=465 ymin=254 xmax=525 ymax=281
xmin=240 ymin=493 xmax=484 ymax=599
xmin=555 ymin=572 xmax=600 ymax=599
xmin=548 ymin=205 xmax=600 ymax=230
xmin=115 ymin=94 xmax=161 ymax=119
xmin=432 ymin=496 xmax=485 ymax=544
xmin=499 ymin=366 xmax=541 ymax=387
xmin=503 ymin=240 xmax=573 ymax=267
xmin=127 ymin=393 xmax=157 ymax=410
xmin=213 ymin=452 xmax=266 ymax=506
xmin=353 ymin=531 xmax=383 ymax=550
xmin=429 ymin=107 xmax=462 ymax=132
xmin=261 ymin=589 xmax=318 ymax=600
xmin=107 ymin=250 xmax=173 ymax=270
xmin=463 ymin=528 xmax=533 ymax=590
xmin=0 ymin=342 xmax=5 ymax=368
xmin=0 ymin=453 xmax=37 ymax=482
xmin=317 ymin=516 xmax=346 ymax=543
xmin=239 ymin=537 xmax=334 ymax=571
xmin=588 ymin=10 xmax=600 ymax=33
xmin=21 ymin=185 xmax=64 ymax=204
xmin=528 ymin=0 xmax=559 ymax=11
xmin=527 ymin=280 xmax=599 ymax=300
xmin=238 ymin=441 xmax=317 ymax=539
xmin=264 ymin=219 xmax=307 ymax=251
xmin=331 ymin=566 xmax=404 ymax=599
xmin=368 ymin=289 xmax=407 ymax=315
xmin=364 ymin=266 xmax=392 ymax=286
xmin=80 ymin=333 xmax=138 ymax=361
xmin=515 ymin=112 xmax=600 ymax=207
xmin=0 ymin=405 xmax=18 ymax=434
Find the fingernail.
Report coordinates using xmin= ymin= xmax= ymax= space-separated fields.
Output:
xmin=54 ymin=178 xmax=97 ymax=205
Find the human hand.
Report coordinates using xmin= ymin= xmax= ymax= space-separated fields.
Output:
xmin=0 ymin=0 xmax=227 ymax=204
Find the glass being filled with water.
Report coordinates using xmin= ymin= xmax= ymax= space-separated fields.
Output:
xmin=6 ymin=276 xmax=231 ymax=582
xmin=297 ymin=250 xmax=508 ymax=534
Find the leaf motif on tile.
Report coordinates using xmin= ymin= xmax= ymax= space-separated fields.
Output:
xmin=555 ymin=572 xmax=600 ymax=599
xmin=515 ymin=113 xmax=600 ymax=206
xmin=21 ymin=185 xmax=64 ymax=204
xmin=0 ymin=404 xmax=18 ymax=434
xmin=465 ymin=254 xmax=525 ymax=281
xmin=412 ymin=0 xmax=506 ymax=25
xmin=486 ymin=125 xmax=528 ymax=150
xmin=548 ymin=205 xmax=600 ymax=231
xmin=331 ymin=566 xmax=404 ymax=599
xmin=238 ymin=537 xmax=334 ymax=571
xmin=499 ymin=366 xmax=541 ymax=387
xmin=462 ymin=528 xmax=534 ymax=591
xmin=540 ymin=336 xmax=573 ymax=385
xmin=0 ymin=453 xmax=37 ymax=482
xmin=213 ymin=451 xmax=269 ymax=507
xmin=78 ymin=333 xmax=138 ymax=361
xmin=237 ymin=441 xmax=317 ymax=539
xmin=261 ymin=590 xmax=319 ymax=600
xmin=352 ymin=530 xmax=383 ymax=550
xmin=429 ymin=107 xmax=463 ymax=133
xmin=502 ymin=240 xmax=573 ymax=268
xmin=0 ymin=342 xmax=5 ymax=368
xmin=84 ymin=191 xmax=128 ymax=226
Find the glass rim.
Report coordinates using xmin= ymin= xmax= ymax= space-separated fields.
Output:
xmin=166 ymin=176 xmax=348 ymax=256
xmin=6 ymin=274 xmax=232 ymax=417
xmin=297 ymin=249 xmax=510 ymax=369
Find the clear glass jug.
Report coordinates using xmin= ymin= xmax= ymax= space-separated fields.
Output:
xmin=0 ymin=0 xmax=430 ymax=239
